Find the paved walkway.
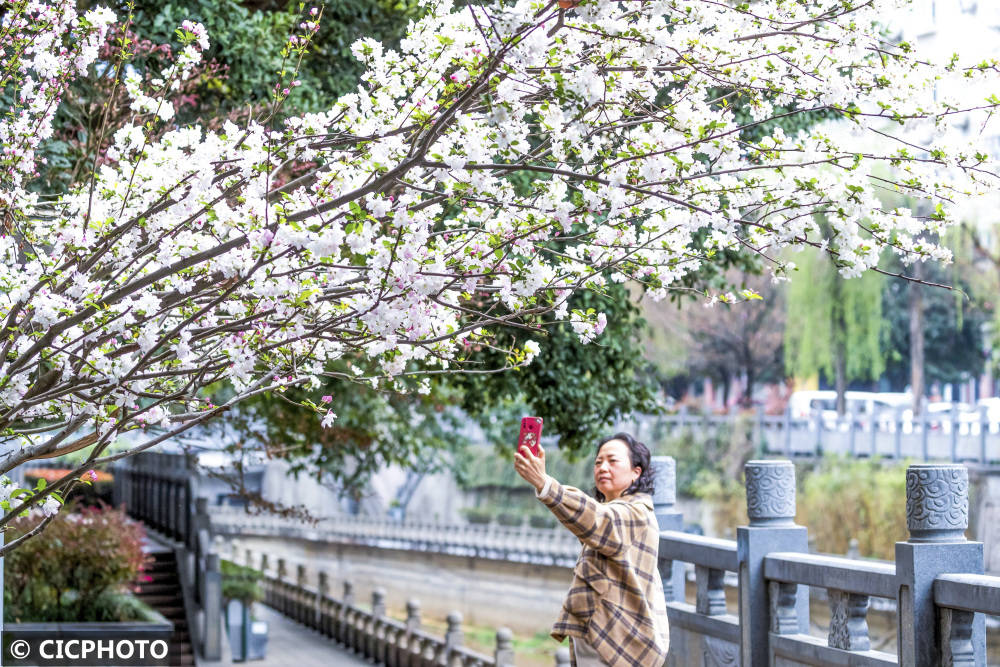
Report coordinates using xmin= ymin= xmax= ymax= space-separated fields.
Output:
xmin=205 ymin=604 xmax=369 ymax=667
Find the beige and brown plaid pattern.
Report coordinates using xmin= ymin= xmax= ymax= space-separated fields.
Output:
xmin=538 ymin=481 xmax=669 ymax=667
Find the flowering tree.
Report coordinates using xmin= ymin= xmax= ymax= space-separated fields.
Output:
xmin=1 ymin=0 xmax=999 ymax=550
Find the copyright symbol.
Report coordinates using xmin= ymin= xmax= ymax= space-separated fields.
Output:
xmin=9 ymin=639 xmax=30 ymax=659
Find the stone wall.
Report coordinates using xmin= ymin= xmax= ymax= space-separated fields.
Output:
xmin=226 ymin=534 xmax=571 ymax=633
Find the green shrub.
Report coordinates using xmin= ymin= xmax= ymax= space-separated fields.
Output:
xmin=456 ymin=446 xmax=593 ymax=491
xmin=798 ymin=458 xmax=908 ymax=560
xmin=4 ymin=504 xmax=149 ymax=622
xmin=650 ymin=417 xmax=758 ymax=497
xmin=460 ymin=507 xmax=492 ymax=524
xmin=495 ymin=512 xmax=522 ymax=527
xmin=690 ymin=457 xmax=910 ymax=560
xmin=528 ymin=512 xmax=557 ymax=529
xmin=690 ymin=471 xmax=747 ymax=539
xmin=220 ymin=561 xmax=263 ymax=605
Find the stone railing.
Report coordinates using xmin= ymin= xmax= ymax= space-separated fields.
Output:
xmin=234 ymin=547 xmax=571 ymax=667
xmin=167 ymin=452 xmax=1000 ymax=664
xmin=653 ymin=458 xmax=1000 ymax=666
xmin=637 ymin=407 xmax=1000 ymax=463
xmin=112 ymin=452 xmax=223 ymax=661
xmin=209 ymin=507 xmax=580 ymax=566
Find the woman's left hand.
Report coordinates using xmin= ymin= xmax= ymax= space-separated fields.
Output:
xmin=513 ymin=445 xmax=548 ymax=492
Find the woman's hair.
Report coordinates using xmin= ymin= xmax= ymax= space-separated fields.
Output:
xmin=592 ymin=432 xmax=656 ymax=502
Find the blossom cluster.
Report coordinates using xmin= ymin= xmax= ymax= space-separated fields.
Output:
xmin=0 ymin=0 xmax=114 ymax=207
xmin=1 ymin=0 xmax=999 ymax=526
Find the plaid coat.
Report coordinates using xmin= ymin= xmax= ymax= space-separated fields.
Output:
xmin=537 ymin=480 xmax=669 ymax=667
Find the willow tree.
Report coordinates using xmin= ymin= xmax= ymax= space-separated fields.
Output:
xmin=785 ymin=248 xmax=886 ymax=414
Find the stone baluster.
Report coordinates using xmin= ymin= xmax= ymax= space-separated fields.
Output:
xmin=695 ymin=565 xmax=726 ymax=615
xmin=370 ymin=588 xmax=386 ymax=661
xmin=404 ymin=634 xmax=421 ymax=667
xmin=738 ymin=460 xmax=809 ymax=666
xmin=846 ymin=537 xmax=860 ymax=560
xmin=444 ymin=611 xmax=463 ymax=666
xmin=260 ymin=555 xmax=271 ymax=605
xmin=828 ymin=590 xmax=870 ymax=651
xmin=896 ymin=463 xmax=984 ymax=665
xmin=894 ymin=406 xmax=904 ymax=460
xmin=979 ymin=404 xmax=989 ymax=464
xmin=651 ymin=456 xmax=684 ymax=602
xmin=554 ymin=646 xmax=571 ymax=667
xmin=276 ymin=559 xmax=288 ymax=616
xmin=338 ymin=581 xmax=354 ymax=647
xmin=769 ymin=580 xmax=799 ymax=635
xmin=942 ymin=609 xmax=976 ymax=666
xmin=406 ymin=599 xmax=421 ymax=633
xmin=393 ymin=599 xmax=417 ymax=667
xmin=494 ymin=627 xmax=514 ymax=666
xmin=421 ymin=634 xmax=437 ymax=667
xmin=296 ymin=564 xmax=308 ymax=625
xmin=317 ymin=571 xmax=330 ymax=636
xmin=848 ymin=400 xmax=858 ymax=456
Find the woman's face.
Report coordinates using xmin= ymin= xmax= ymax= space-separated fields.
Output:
xmin=594 ymin=439 xmax=641 ymax=501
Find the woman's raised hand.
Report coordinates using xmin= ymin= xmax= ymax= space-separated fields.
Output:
xmin=513 ymin=444 xmax=548 ymax=492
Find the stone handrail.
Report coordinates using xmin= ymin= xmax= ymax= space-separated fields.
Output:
xmin=125 ymin=452 xmax=998 ymax=665
xmin=763 ymin=552 xmax=897 ymax=599
xmin=246 ymin=549 xmax=571 ymax=667
xmin=650 ymin=458 xmax=996 ymax=666
xmin=643 ymin=406 xmax=1000 ymax=463
xmin=934 ymin=573 xmax=1000 ymax=616
xmin=112 ymin=452 xmax=222 ymax=661
xmin=933 ymin=573 xmax=1000 ymax=665
xmin=656 ymin=529 xmax=740 ymax=649
xmin=209 ymin=506 xmax=580 ymax=566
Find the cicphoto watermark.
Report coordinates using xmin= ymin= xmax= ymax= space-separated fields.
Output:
xmin=4 ymin=628 xmax=172 ymax=666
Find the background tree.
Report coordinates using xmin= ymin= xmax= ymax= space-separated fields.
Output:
xmin=784 ymin=246 xmax=886 ymax=413
xmin=644 ymin=271 xmax=785 ymax=407
xmin=881 ymin=255 xmax=988 ymax=394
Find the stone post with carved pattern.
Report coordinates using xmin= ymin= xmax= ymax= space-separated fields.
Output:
xmin=896 ymin=463 xmax=984 ymax=666
xmin=737 ymin=460 xmax=809 ymax=666
xmin=651 ymin=456 xmax=685 ymax=603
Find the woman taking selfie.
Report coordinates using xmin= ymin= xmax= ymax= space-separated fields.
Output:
xmin=513 ymin=432 xmax=669 ymax=667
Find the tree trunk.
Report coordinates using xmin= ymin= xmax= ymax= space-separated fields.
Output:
xmin=910 ymin=265 xmax=925 ymax=415
xmin=831 ymin=276 xmax=848 ymax=415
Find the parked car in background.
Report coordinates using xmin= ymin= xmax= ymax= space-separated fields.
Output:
xmin=788 ymin=390 xmax=911 ymax=431
xmin=977 ymin=397 xmax=1000 ymax=434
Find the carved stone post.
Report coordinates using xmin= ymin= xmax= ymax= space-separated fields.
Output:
xmin=445 ymin=610 xmax=463 ymax=664
xmin=340 ymin=581 xmax=355 ymax=648
xmin=405 ymin=599 xmax=421 ymax=633
xmin=370 ymin=588 xmax=386 ymax=661
xmin=896 ymin=464 xmax=984 ymax=666
xmin=202 ymin=553 xmax=222 ymax=660
xmin=737 ymin=460 xmax=809 ymax=666
xmin=403 ymin=599 xmax=421 ymax=666
xmin=276 ymin=558 xmax=288 ymax=616
xmin=317 ymin=571 xmax=329 ymax=635
xmin=494 ymin=627 xmax=514 ymax=666
xmin=651 ymin=456 xmax=684 ymax=602
xmin=296 ymin=564 xmax=308 ymax=624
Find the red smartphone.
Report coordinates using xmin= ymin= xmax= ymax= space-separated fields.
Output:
xmin=518 ymin=416 xmax=544 ymax=457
